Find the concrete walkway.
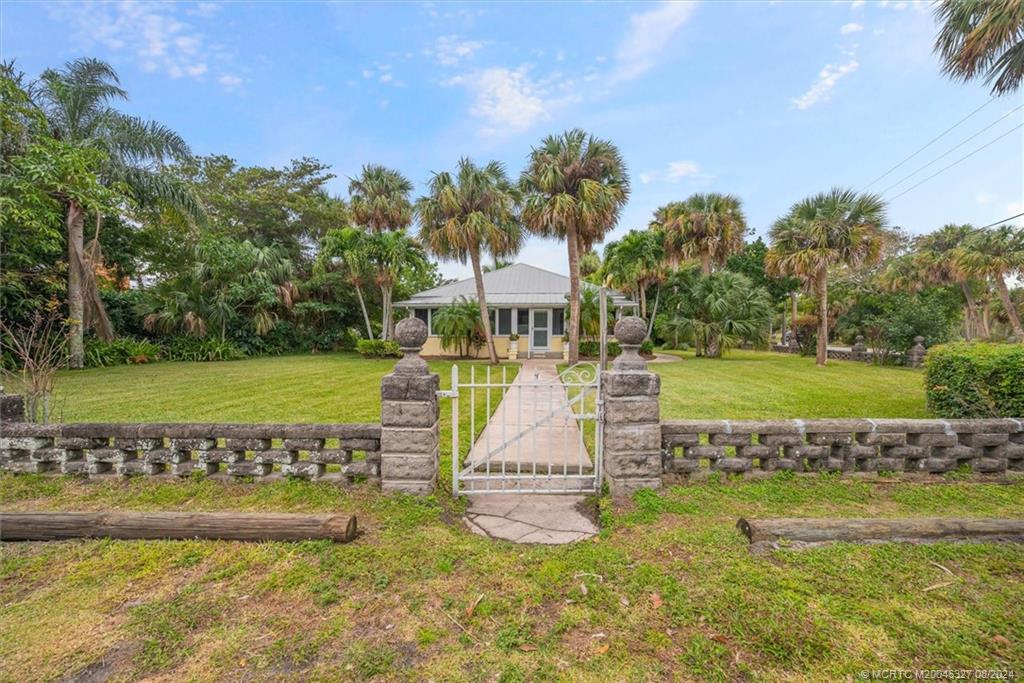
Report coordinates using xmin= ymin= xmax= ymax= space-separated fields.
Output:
xmin=466 ymin=360 xmax=592 ymax=474
xmin=464 ymin=494 xmax=598 ymax=544
xmin=462 ymin=360 xmax=598 ymax=544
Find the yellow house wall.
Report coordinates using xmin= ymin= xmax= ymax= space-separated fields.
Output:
xmin=420 ymin=334 xmax=564 ymax=359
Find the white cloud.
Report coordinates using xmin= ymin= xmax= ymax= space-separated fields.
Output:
xmin=792 ymin=57 xmax=859 ymax=110
xmin=1007 ymin=201 xmax=1024 ymax=215
xmin=427 ymin=35 xmax=486 ymax=67
xmin=850 ymin=0 xmax=865 ymax=9
xmin=218 ymin=73 xmax=242 ymax=90
xmin=976 ymin=192 xmax=994 ymax=207
xmin=640 ymin=160 xmax=707 ymax=184
xmin=379 ymin=73 xmax=393 ymax=83
xmin=444 ymin=66 xmax=549 ymax=135
xmin=610 ymin=1 xmax=697 ymax=83
xmin=840 ymin=22 xmax=863 ymax=35
xmin=45 ymin=1 xmax=239 ymax=90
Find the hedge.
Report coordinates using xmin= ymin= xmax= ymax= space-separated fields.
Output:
xmin=356 ymin=339 xmax=401 ymax=358
xmin=924 ymin=342 xmax=1024 ymax=418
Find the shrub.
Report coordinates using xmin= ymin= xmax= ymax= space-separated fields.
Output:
xmin=578 ymin=340 xmax=621 ymax=358
xmin=924 ymin=342 xmax=1024 ymax=417
xmin=163 ymin=336 xmax=247 ymax=362
xmin=640 ymin=339 xmax=654 ymax=355
xmin=85 ymin=337 xmax=162 ymax=367
xmin=356 ymin=339 xmax=401 ymax=358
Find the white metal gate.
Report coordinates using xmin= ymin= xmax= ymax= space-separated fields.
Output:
xmin=446 ymin=363 xmax=603 ymax=495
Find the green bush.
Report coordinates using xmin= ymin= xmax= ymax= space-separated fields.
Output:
xmin=163 ymin=337 xmax=247 ymax=362
xmin=578 ymin=340 xmax=621 ymax=357
xmin=640 ymin=339 xmax=654 ymax=355
xmin=356 ymin=339 xmax=401 ymax=358
xmin=924 ymin=342 xmax=1024 ymax=417
xmin=84 ymin=337 xmax=162 ymax=367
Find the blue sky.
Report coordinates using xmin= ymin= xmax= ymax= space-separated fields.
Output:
xmin=3 ymin=0 xmax=1022 ymax=279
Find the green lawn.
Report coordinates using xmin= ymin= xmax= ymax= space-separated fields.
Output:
xmin=2 ymin=352 xmax=1020 ymax=680
xmin=653 ymin=349 xmax=928 ymax=419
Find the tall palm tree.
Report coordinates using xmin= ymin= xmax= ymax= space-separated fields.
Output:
xmin=766 ymin=188 xmax=887 ymax=366
xmin=348 ymin=165 xmax=413 ymax=339
xmin=520 ymin=129 xmax=629 ymax=364
xmin=934 ymin=0 xmax=1024 ymax=96
xmin=655 ymin=193 xmax=747 ymax=275
xmin=416 ymin=158 xmax=522 ymax=364
xmin=317 ymin=227 xmax=376 ymax=339
xmin=363 ymin=230 xmax=427 ymax=340
xmin=35 ymin=58 xmax=204 ymax=367
xmin=955 ymin=224 xmax=1024 ymax=338
xmin=914 ymin=223 xmax=989 ymax=339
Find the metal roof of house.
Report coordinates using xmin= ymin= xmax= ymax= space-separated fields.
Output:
xmin=395 ymin=263 xmax=637 ymax=308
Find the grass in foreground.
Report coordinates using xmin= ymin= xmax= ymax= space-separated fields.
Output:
xmin=1 ymin=475 xmax=1022 ymax=681
xmin=653 ymin=349 xmax=928 ymax=419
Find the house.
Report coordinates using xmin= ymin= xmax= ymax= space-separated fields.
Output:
xmin=395 ymin=263 xmax=637 ymax=358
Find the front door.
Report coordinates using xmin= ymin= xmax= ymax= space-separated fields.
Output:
xmin=531 ymin=309 xmax=549 ymax=352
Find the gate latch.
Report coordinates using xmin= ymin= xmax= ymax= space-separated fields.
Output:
xmin=437 ymin=389 xmax=458 ymax=398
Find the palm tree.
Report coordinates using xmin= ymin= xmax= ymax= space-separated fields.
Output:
xmin=35 ymin=58 xmax=204 ymax=367
xmin=520 ymin=129 xmax=629 ymax=364
xmin=655 ymin=193 xmax=747 ymax=275
xmin=955 ymin=224 xmax=1024 ymax=339
xmin=363 ymin=230 xmax=427 ymax=340
xmin=658 ymin=271 xmax=772 ymax=358
xmin=914 ymin=224 xmax=989 ymax=339
xmin=417 ymin=158 xmax=522 ymax=364
xmin=934 ymin=0 xmax=1024 ymax=96
xmin=317 ymin=227 xmax=376 ymax=339
xmin=348 ymin=165 xmax=414 ymax=339
xmin=602 ymin=229 xmax=665 ymax=324
xmin=432 ymin=297 xmax=483 ymax=357
xmin=766 ymin=188 xmax=887 ymax=366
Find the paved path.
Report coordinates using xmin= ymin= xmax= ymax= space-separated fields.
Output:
xmin=464 ymin=494 xmax=598 ymax=544
xmin=466 ymin=360 xmax=592 ymax=474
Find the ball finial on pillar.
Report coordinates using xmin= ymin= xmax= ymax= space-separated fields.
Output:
xmin=613 ymin=316 xmax=647 ymax=371
xmin=394 ymin=317 xmax=428 ymax=375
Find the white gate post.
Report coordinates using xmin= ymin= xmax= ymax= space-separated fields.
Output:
xmin=601 ymin=316 xmax=663 ymax=496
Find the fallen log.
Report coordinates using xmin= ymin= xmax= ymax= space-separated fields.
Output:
xmin=737 ymin=517 xmax=1024 ymax=549
xmin=0 ymin=511 xmax=358 ymax=543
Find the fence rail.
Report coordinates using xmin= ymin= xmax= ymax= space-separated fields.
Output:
xmin=0 ymin=422 xmax=381 ymax=482
xmin=662 ymin=418 xmax=1024 ymax=478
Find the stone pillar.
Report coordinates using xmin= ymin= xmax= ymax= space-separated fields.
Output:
xmin=907 ymin=336 xmax=927 ymax=368
xmin=1 ymin=392 xmax=26 ymax=423
xmin=787 ymin=330 xmax=800 ymax=353
xmin=601 ymin=316 xmax=662 ymax=496
xmin=380 ymin=318 xmax=439 ymax=494
xmin=851 ymin=335 xmax=867 ymax=362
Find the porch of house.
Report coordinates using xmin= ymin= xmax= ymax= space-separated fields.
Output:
xmin=415 ymin=306 xmax=568 ymax=359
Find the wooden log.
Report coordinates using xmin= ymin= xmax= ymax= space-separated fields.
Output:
xmin=737 ymin=517 xmax=1024 ymax=548
xmin=0 ymin=511 xmax=358 ymax=543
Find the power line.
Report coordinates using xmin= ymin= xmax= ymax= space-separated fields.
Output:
xmin=885 ymin=122 xmax=1023 ymax=201
xmin=860 ymin=97 xmax=995 ymax=191
xmin=976 ymin=212 xmax=1024 ymax=231
xmin=877 ymin=104 xmax=1024 ymax=197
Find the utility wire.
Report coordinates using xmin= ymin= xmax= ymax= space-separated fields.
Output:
xmin=860 ymin=97 xmax=995 ymax=191
xmin=877 ymin=104 xmax=1024 ymax=197
xmin=976 ymin=211 xmax=1024 ymax=231
xmin=885 ymin=123 xmax=1023 ymax=201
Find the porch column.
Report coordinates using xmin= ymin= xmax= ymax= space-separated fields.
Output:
xmin=380 ymin=317 xmax=439 ymax=494
xmin=601 ymin=316 xmax=662 ymax=495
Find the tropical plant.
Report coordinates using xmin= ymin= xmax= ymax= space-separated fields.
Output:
xmin=655 ymin=193 xmax=747 ymax=275
xmin=954 ymin=224 xmax=1024 ymax=339
xmin=657 ymin=271 xmax=772 ymax=358
xmin=355 ymin=339 xmax=401 ymax=358
xmin=362 ymin=230 xmax=428 ymax=341
xmin=139 ymin=237 xmax=296 ymax=342
xmin=766 ymin=188 xmax=887 ymax=366
xmin=33 ymin=58 xmax=204 ymax=367
xmin=577 ymin=288 xmax=612 ymax=340
xmin=348 ymin=165 xmax=414 ymax=338
xmin=933 ymin=0 xmax=1024 ymax=96
xmin=317 ymin=227 xmax=376 ymax=339
xmin=432 ymin=297 xmax=483 ymax=357
xmin=520 ymin=129 xmax=629 ymax=363
xmin=417 ymin=158 xmax=522 ymax=364
xmin=602 ymin=229 xmax=665 ymax=326
xmin=910 ymin=224 xmax=989 ymax=339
